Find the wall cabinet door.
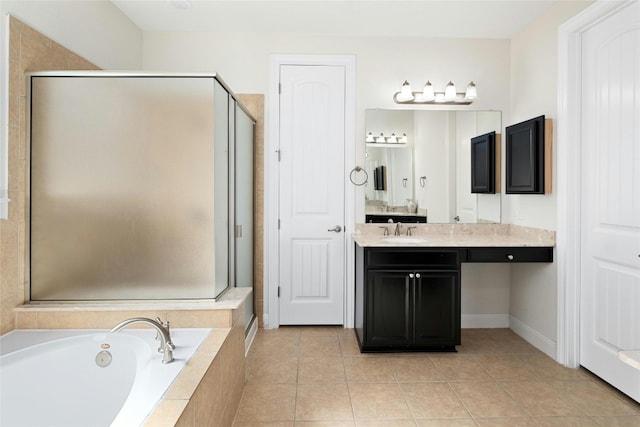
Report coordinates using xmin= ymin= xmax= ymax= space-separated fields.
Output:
xmin=365 ymin=270 xmax=412 ymax=347
xmin=413 ymin=271 xmax=460 ymax=347
xmin=505 ymin=115 xmax=545 ymax=194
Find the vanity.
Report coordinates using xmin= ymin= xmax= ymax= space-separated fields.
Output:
xmin=353 ymin=224 xmax=554 ymax=353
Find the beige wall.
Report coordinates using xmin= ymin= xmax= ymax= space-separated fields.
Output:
xmin=0 ymin=17 xmax=100 ymax=334
xmin=0 ymin=0 xmax=142 ymax=70
xmin=508 ymin=1 xmax=593 ymax=349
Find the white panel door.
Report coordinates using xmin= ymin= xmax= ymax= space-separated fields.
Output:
xmin=279 ymin=65 xmax=345 ymax=325
xmin=580 ymin=0 xmax=640 ymax=401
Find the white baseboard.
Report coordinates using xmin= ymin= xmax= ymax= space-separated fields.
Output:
xmin=461 ymin=314 xmax=510 ymax=328
xmin=509 ymin=315 xmax=557 ymax=360
xmin=245 ymin=317 xmax=259 ymax=356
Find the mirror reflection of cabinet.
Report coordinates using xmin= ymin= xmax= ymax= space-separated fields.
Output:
xmin=365 ymin=109 xmax=501 ymax=224
xmin=471 ymin=131 xmax=497 ymax=194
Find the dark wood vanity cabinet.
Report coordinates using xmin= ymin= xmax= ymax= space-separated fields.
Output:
xmin=466 ymin=247 xmax=553 ymax=263
xmin=355 ymin=247 xmax=462 ymax=352
xmin=354 ymin=244 xmax=554 ymax=353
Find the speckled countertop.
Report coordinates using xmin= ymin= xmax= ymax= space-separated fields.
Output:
xmin=352 ymin=224 xmax=555 ymax=247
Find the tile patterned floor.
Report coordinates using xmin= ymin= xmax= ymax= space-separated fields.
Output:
xmin=232 ymin=327 xmax=640 ymax=426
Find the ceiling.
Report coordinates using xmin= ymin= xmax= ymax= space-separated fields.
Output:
xmin=110 ymin=0 xmax=561 ymax=39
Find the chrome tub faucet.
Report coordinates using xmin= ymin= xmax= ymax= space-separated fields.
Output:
xmin=110 ymin=317 xmax=175 ymax=364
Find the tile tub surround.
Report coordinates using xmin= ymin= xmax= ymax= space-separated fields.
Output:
xmin=353 ymin=223 xmax=555 ymax=247
xmin=146 ymin=320 xmax=246 ymax=427
xmin=10 ymin=288 xmax=251 ymax=426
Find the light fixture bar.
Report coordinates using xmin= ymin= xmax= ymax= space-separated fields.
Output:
xmin=393 ymin=91 xmax=474 ymax=105
xmin=393 ymin=80 xmax=477 ymax=105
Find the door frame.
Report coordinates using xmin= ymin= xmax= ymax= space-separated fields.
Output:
xmin=557 ymin=0 xmax=636 ymax=367
xmin=265 ymin=54 xmax=356 ymax=329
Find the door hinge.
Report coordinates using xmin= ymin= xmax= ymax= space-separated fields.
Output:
xmin=275 ymin=149 xmax=281 ymax=161
xmin=278 ymin=82 xmax=281 ymax=94
xmin=278 ymin=219 xmax=281 ymax=230
xmin=277 ymin=286 xmax=280 ymax=298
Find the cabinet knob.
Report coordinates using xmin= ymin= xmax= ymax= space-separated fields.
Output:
xmin=415 ymin=273 xmax=421 ymax=279
xmin=409 ymin=273 xmax=415 ymax=279
xmin=507 ymin=254 xmax=514 ymax=260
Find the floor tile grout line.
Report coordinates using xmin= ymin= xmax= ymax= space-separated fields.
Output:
xmin=237 ymin=328 xmax=640 ymax=425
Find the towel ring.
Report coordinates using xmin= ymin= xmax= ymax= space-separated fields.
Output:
xmin=349 ymin=166 xmax=368 ymax=186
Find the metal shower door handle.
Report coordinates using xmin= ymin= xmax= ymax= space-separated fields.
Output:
xmin=328 ymin=225 xmax=342 ymax=233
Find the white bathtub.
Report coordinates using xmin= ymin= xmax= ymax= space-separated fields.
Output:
xmin=0 ymin=328 xmax=211 ymax=427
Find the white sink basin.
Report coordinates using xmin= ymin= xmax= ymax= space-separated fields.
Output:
xmin=381 ymin=237 xmax=427 ymax=244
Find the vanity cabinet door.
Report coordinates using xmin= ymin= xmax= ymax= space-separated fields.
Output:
xmin=365 ymin=271 xmax=412 ymax=347
xmin=413 ymin=271 xmax=460 ymax=348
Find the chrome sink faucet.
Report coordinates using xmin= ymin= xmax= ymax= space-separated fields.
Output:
xmin=394 ymin=222 xmax=402 ymax=236
xmin=110 ymin=317 xmax=175 ymax=364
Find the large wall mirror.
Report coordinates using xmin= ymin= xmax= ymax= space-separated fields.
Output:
xmin=365 ymin=109 xmax=502 ymax=224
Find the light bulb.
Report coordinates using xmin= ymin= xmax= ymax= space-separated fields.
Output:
xmin=444 ymin=81 xmax=456 ymax=100
xmin=397 ymin=80 xmax=414 ymax=102
xmin=422 ymin=81 xmax=435 ymax=101
xmin=465 ymin=81 xmax=478 ymax=100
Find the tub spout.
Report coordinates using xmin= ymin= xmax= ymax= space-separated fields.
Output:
xmin=110 ymin=317 xmax=174 ymax=364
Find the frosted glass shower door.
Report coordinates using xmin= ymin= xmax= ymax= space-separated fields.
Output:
xmin=235 ymin=103 xmax=255 ymax=327
xmin=29 ymin=75 xmax=228 ymax=300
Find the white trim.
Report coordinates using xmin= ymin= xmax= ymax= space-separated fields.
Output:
xmin=0 ymin=14 xmax=10 ymax=220
xmin=266 ymin=54 xmax=356 ymax=329
xmin=557 ymin=0 xmax=636 ymax=368
xmin=510 ymin=315 xmax=557 ymax=359
xmin=461 ymin=314 xmax=509 ymax=329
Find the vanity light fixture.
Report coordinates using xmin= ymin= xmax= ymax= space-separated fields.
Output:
xmin=394 ymin=80 xmax=478 ymax=105
xmin=365 ymin=132 xmax=409 ymax=144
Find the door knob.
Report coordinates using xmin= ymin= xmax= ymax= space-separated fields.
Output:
xmin=328 ymin=225 xmax=342 ymax=232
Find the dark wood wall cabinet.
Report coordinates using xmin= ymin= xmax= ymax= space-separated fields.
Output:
xmin=354 ymin=245 xmax=554 ymax=353
xmin=505 ymin=115 xmax=552 ymax=194
xmin=471 ymin=131 xmax=497 ymax=194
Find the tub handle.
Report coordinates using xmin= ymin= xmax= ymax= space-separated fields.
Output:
xmin=156 ymin=317 xmax=176 ymax=350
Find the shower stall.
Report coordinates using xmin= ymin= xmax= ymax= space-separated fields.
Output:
xmin=27 ymin=72 xmax=255 ymax=315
